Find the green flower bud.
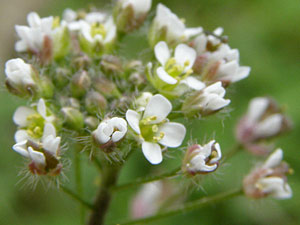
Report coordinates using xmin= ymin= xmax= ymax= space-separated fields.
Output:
xmin=70 ymin=70 xmax=91 ymax=98
xmin=84 ymin=116 xmax=99 ymax=130
xmin=61 ymin=107 xmax=84 ymax=130
xmin=93 ymin=77 xmax=121 ymax=98
xmin=100 ymin=55 xmax=123 ymax=75
xmin=85 ymin=91 xmax=107 ymax=115
xmin=53 ymin=67 xmax=71 ymax=89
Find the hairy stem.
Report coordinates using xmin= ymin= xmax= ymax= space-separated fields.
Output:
xmin=88 ymin=165 xmax=121 ymax=225
xmin=116 ymin=188 xmax=243 ymax=225
xmin=60 ymin=186 xmax=94 ymax=210
xmin=111 ymin=167 xmax=181 ymax=192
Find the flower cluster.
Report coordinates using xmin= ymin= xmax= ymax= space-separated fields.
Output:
xmin=4 ymin=0 xmax=293 ymax=209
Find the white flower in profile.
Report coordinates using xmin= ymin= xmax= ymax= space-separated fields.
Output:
xmin=182 ymin=82 xmax=230 ymax=116
xmin=5 ymin=58 xmax=35 ymax=87
xmin=15 ymin=12 xmax=54 ymax=52
xmin=236 ymin=97 xmax=291 ymax=155
xmin=13 ymin=123 xmax=62 ymax=176
xmin=93 ymin=117 xmax=128 ymax=145
xmin=126 ymin=94 xmax=186 ymax=164
xmin=243 ymin=148 xmax=292 ymax=199
xmin=153 ymin=41 xmax=204 ymax=91
xmin=150 ymin=4 xmax=202 ymax=46
xmin=120 ymin=0 xmax=152 ymax=17
xmin=183 ymin=140 xmax=222 ymax=175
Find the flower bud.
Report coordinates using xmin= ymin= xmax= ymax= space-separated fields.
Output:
xmin=243 ymin=148 xmax=292 ymax=199
xmin=61 ymin=107 xmax=84 ymax=130
xmin=73 ymin=54 xmax=91 ymax=70
xmin=236 ymin=97 xmax=292 ymax=155
xmin=182 ymin=82 xmax=230 ymax=117
xmin=85 ymin=91 xmax=107 ymax=115
xmin=38 ymin=76 xmax=54 ymax=99
xmin=114 ymin=0 xmax=152 ymax=33
xmin=100 ymin=54 xmax=123 ymax=75
xmin=182 ymin=140 xmax=222 ymax=175
xmin=134 ymin=92 xmax=153 ymax=111
xmin=5 ymin=58 xmax=38 ymax=97
xmin=70 ymin=70 xmax=91 ymax=98
xmin=93 ymin=76 xmax=120 ymax=98
xmin=59 ymin=97 xmax=81 ymax=109
xmin=92 ymin=117 xmax=127 ymax=151
xmin=85 ymin=116 xmax=99 ymax=130
xmin=53 ymin=67 xmax=71 ymax=88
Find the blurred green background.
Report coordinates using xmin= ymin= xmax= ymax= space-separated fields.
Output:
xmin=0 ymin=0 xmax=299 ymax=224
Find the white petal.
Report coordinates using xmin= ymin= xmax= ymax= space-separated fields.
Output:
xmin=154 ymin=41 xmax=170 ymax=66
xmin=217 ymin=60 xmax=238 ymax=80
xmin=210 ymin=142 xmax=222 ymax=163
xmin=142 ymin=142 xmax=162 ymax=164
xmin=126 ymin=110 xmax=141 ymax=134
xmin=231 ymin=66 xmax=251 ymax=82
xmin=28 ymin=147 xmax=46 ymax=166
xmin=42 ymin=123 xmax=56 ymax=140
xmin=213 ymin=27 xmax=224 ymax=36
xmin=13 ymin=141 xmax=29 ymax=158
xmin=258 ymin=177 xmax=292 ymax=199
xmin=37 ymin=99 xmax=47 ymax=119
xmin=13 ymin=106 xmax=35 ymax=127
xmin=254 ymin=114 xmax=283 ymax=138
xmin=180 ymin=77 xmax=205 ymax=91
xmin=156 ymin=67 xmax=178 ymax=85
xmin=27 ymin=12 xmax=41 ymax=28
xmin=184 ymin=27 xmax=203 ymax=38
xmin=93 ymin=122 xmax=112 ymax=144
xmin=143 ymin=94 xmax=172 ymax=124
xmin=195 ymin=34 xmax=207 ymax=54
xmin=204 ymin=82 xmax=225 ymax=97
xmin=14 ymin=130 xmax=30 ymax=143
xmin=174 ymin=44 xmax=196 ymax=70
xmin=158 ymin=122 xmax=186 ymax=147
xmin=262 ymin=148 xmax=283 ymax=169
xmin=247 ymin=97 xmax=269 ymax=122
xmin=43 ymin=136 xmax=61 ymax=156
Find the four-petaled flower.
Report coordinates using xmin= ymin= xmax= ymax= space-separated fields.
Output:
xmin=126 ymin=94 xmax=186 ymax=164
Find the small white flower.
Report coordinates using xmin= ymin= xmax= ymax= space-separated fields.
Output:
xmin=183 ymin=140 xmax=222 ymax=174
xmin=126 ymin=94 xmax=186 ymax=164
xmin=13 ymin=99 xmax=55 ymax=140
xmin=236 ymin=97 xmax=291 ymax=155
xmin=93 ymin=117 xmax=127 ymax=145
xmin=153 ymin=41 xmax=204 ymax=91
xmin=62 ymin=8 xmax=77 ymax=23
xmin=15 ymin=12 xmax=53 ymax=52
xmin=5 ymin=58 xmax=35 ymax=87
xmin=150 ymin=4 xmax=202 ymax=46
xmin=13 ymin=123 xmax=62 ymax=175
xmin=121 ymin=0 xmax=152 ymax=17
xmin=182 ymin=82 xmax=230 ymax=116
xmin=243 ymin=149 xmax=292 ymax=199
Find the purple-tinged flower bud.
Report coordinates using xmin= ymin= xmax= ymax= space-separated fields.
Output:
xmin=114 ymin=0 xmax=152 ymax=33
xmin=243 ymin=149 xmax=292 ymax=199
xmin=236 ymin=97 xmax=292 ymax=155
xmin=73 ymin=54 xmax=91 ymax=70
xmin=182 ymin=140 xmax=222 ymax=175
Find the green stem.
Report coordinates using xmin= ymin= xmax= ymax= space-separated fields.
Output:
xmin=75 ymin=148 xmax=85 ymax=223
xmin=111 ymin=167 xmax=181 ymax=192
xmin=88 ymin=165 xmax=121 ymax=225
xmin=116 ymin=188 xmax=243 ymax=225
xmin=60 ymin=186 xmax=94 ymax=210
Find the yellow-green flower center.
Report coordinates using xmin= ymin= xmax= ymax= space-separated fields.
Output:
xmin=139 ymin=116 xmax=165 ymax=143
xmin=91 ymin=23 xmax=106 ymax=38
xmin=164 ymin=57 xmax=193 ymax=82
xmin=26 ymin=114 xmax=45 ymax=139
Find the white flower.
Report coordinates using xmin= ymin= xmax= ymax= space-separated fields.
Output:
xmin=153 ymin=41 xmax=204 ymax=90
xmin=62 ymin=8 xmax=77 ymax=23
xmin=135 ymin=92 xmax=153 ymax=112
xmin=5 ymin=58 xmax=35 ymax=87
xmin=150 ymin=4 xmax=202 ymax=46
xmin=13 ymin=123 xmax=62 ymax=175
xmin=236 ymin=97 xmax=291 ymax=155
xmin=183 ymin=140 xmax=222 ymax=174
xmin=126 ymin=94 xmax=186 ymax=164
xmin=194 ymin=30 xmax=250 ymax=84
xmin=182 ymin=82 xmax=230 ymax=116
xmin=13 ymin=99 xmax=55 ymax=140
xmin=93 ymin=117 xmax=127 ymax=145
xmin=243 ymin=149 xmax=292 ymax=199
xmin=15 ymin=12 xmax=53 ymax=52
xmin=121 ymin=0 xmax=152 ymax=17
